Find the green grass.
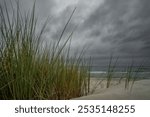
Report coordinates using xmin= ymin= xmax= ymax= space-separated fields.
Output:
xmin=0 ymin=1 xmax=90 ymax=99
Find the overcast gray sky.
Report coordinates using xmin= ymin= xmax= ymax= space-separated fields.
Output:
xmin=1 ymin=0 xmax=150 ymax=67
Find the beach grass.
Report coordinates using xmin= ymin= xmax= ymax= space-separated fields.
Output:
xmin=0 ymin=2 xmax=90 ymax=99
xmin=105 ymin=57 xmax=143 ymax=90
xmin=125 ymin=63 xmax=144 ymax=91
xmin=106 ymin=56 xmax=118 ymax=88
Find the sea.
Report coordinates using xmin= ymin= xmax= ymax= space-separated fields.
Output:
xmin=90 ymin=66 xmax=150 ymax=79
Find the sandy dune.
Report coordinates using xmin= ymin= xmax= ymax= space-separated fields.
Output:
xmin=73 ymin=79 xmax=150 ymax=100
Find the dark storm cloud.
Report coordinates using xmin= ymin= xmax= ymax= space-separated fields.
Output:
xmin=1 ymin=0 xmax=150 ymax=65
xmin=46 ymin=5 xmax=77 ymax=41
xmin=0 ymin=0 xmax=76 ymax=41
xmin=81 ymin=0 xmax=150 ymax=59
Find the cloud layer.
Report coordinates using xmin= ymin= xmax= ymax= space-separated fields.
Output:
xmin=1 ymin=0 xmax=150 ymax=66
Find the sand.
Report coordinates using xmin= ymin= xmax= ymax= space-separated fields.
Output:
xmin=73 ymin=78 xmax=150 ymax=100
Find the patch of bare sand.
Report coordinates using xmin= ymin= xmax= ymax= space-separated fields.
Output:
xmin=73 ymin=78 xmax=150 ymax=100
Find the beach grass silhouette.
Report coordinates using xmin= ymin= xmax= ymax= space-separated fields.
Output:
xmin=0 ymin=1 xmax=90 ymax=99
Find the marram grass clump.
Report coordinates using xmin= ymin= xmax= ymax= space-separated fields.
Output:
xmin=0 ymin=2 xmax=90 ymax=99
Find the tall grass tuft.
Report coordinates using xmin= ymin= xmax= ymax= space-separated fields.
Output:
xmin=105 ymin=57 xmax=142 ymax=90
xmin=125 ymin=62 xmax=144 ymax=91
xmin=106 ymin=56 xmax=118 ymax=88
xmin=0 ymin=1 xmax=90 ymax=99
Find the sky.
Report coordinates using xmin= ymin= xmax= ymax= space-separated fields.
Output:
xmin=1 ymin=0 xmax=150 ymax=67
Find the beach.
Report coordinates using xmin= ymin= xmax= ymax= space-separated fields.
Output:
xmin=73 ymin=78 xmax=150 ymax=100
